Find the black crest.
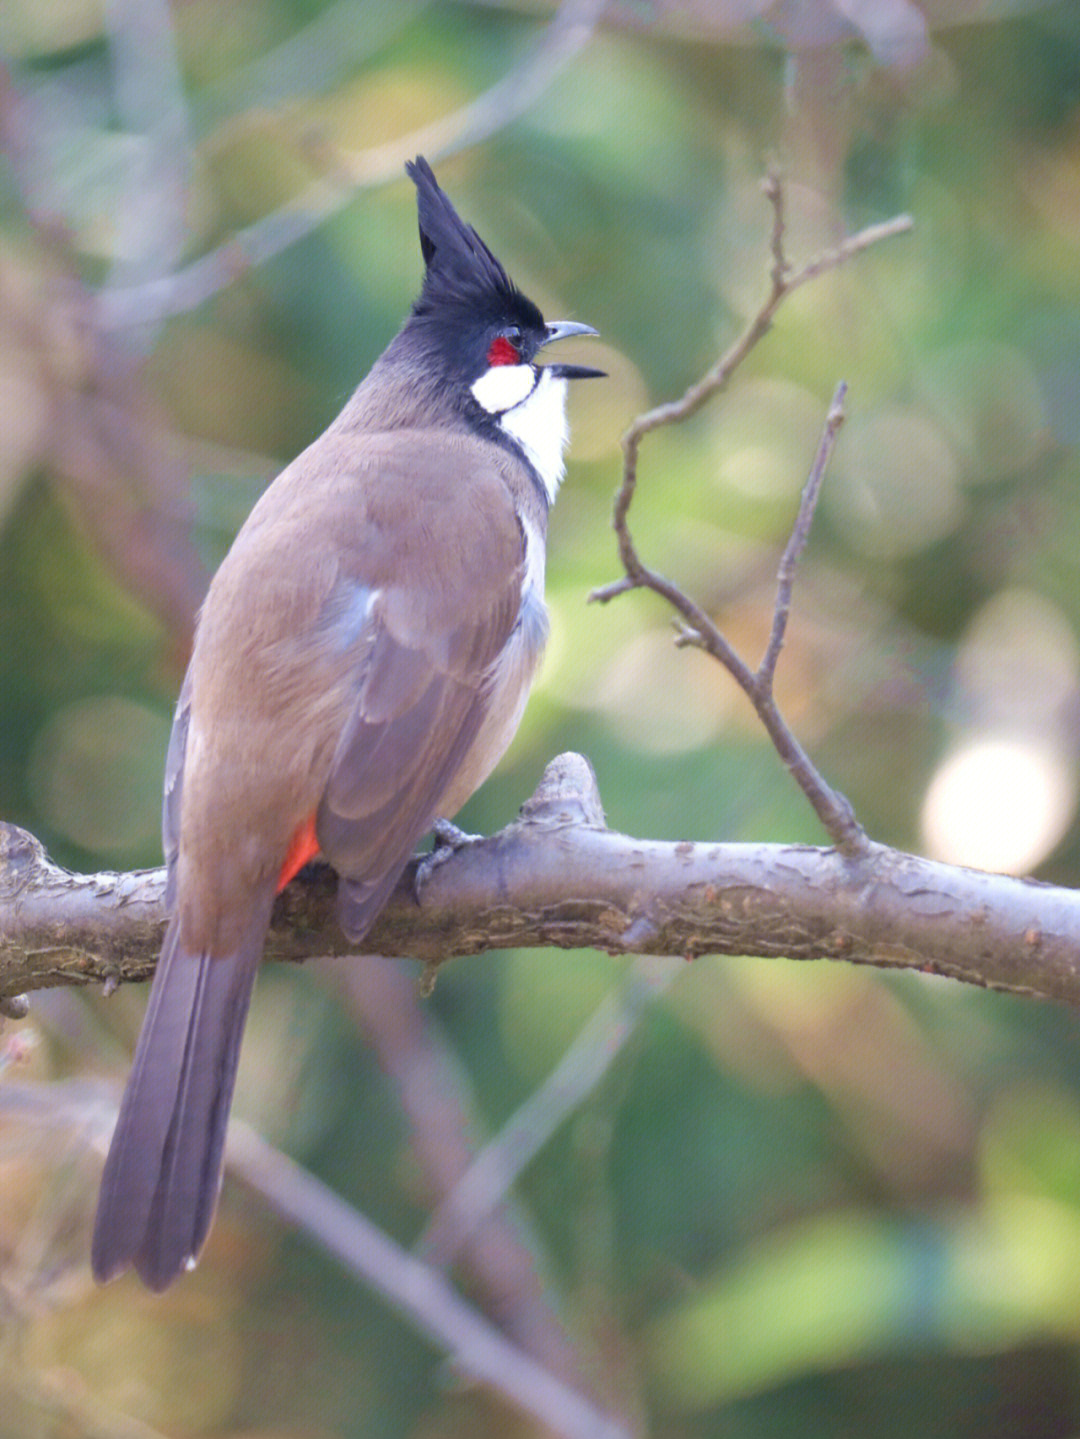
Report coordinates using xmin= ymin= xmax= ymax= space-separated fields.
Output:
xmin=406 ymin=156 xmax=520 ymax=316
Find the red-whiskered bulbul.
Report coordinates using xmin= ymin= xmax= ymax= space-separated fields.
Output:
xmin=92 ymin=156 xmax=602 ymax=1290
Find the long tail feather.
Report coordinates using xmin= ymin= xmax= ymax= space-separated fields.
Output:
xmin=92 ymin=899 xmax=271 ymax=1290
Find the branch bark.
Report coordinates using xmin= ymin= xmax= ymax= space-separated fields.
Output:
xmin=4 ymin=753 xmax=1080 ymax=1009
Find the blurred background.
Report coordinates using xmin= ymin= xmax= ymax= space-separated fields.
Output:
xmin=4 ymin=0 xmax=1080 ymax=1434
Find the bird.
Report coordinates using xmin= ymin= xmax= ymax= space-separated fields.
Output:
xmin=92 ymin=155 xmax=603 ymax=1291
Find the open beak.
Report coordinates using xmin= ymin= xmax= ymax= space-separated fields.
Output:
xmin=539 ymin=320 xmax=606 ymax=380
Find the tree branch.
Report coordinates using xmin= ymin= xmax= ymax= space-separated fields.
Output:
xmin=226 ymin=1122 xmax=630 ymax=1439
xmin=329 ymin=953 xmax=602 ymax=1390
xmin=590 ymin=175 xmax=913 ymax=854
xmin=4 ymin=754 xmax=1080 ymax=1008
xmin=758 ymin=380 xmax=846 ymax=690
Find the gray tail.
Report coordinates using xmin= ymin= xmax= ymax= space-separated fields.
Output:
xmin=92 ymin=902 xmax=271 ymax=1291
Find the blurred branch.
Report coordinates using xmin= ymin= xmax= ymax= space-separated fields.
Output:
xmin=97 ymin=0 xmax=607 ymax=330
xmin=331 ymin=954 xmax=604 ymax=1393
xmin=194 ymin=0 xmax=430 ymax=130
xmin=14 ymin=1369 xmax=171 ymax=1439
xmin=102 ymin=0 xmax=194 ymax=296
xmin=418 ymin=955 xmax=680 ymax=1268
xmin=0 ymin=1078 xmax=629 ymax=1439
xmin=227 ymin=1123 xmax=629 ymax=1439
xmin=4 ymin=753 xmax=1080 ymax=1007
xmin=0 ymin=62 xmax=209 ymax=644
xmin=590 ymin=174 xmax=913 ymax=853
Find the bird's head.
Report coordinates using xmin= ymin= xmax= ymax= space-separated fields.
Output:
xmin=402 ymin=156 xmax=603 ymax=499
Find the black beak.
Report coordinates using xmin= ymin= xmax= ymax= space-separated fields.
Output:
xmin=539 ymin=320 xmax=606 ymax=380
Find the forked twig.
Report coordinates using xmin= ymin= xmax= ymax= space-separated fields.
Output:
xmin=590 ymin=174 xmax=912 ymax=853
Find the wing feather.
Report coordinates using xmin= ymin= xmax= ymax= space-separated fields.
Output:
xmin=316 ymin=572 xmax=522 ymax=939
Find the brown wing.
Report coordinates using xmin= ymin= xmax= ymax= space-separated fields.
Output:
xmin=289 ymin=431 xmax=529 ymax=940
xmin=315 ymin=563 xmax=523 ymax=940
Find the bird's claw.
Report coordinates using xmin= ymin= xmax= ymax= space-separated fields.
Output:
xmin=432 ymin=817 xmax=479 ymax=850
xmin=414 ymin=818 xmax=480 ymax=897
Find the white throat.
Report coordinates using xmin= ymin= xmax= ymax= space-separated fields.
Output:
xmin=471 ymin=364 xmax=570 ymax=504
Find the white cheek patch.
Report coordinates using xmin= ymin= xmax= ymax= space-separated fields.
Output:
xmin=471 ymin=363 xmax=536 ymax=415
xmin=498 ymin=368 xmax=570 ymax=504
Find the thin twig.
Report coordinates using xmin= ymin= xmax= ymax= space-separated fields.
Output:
xmin=785 ymin=213 xmax=918 ymax=295
xmin=765 ymin=166 xmax=789 ymax=285
xmin=590 ymin=175 xmax=911 ymax=852
xmin=97 ymin=0 xmax=606 ymax=330
xmin=758 ymin=379 xmax=847 ymax=689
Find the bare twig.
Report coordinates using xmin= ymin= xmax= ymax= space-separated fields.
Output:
xmin=590 ymin=174 xmax=912 ymax=852
xmin=97 ymin=0 xmax=606 ymax=330
xmin=758 ymin=381 xmax=847 ymax=689
xmin=784 ymin=212 xmax=920 ymax=293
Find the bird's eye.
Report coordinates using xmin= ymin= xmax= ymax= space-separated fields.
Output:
xmin=487 ymin=327 xmax=523 ymax=367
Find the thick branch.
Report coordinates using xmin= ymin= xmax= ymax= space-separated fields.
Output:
xmin=3 ymin=755 xmax=1080 ymax=1008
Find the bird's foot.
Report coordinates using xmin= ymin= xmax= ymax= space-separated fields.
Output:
xmin=433 ymin=817 xmax=480 ymax=851
xmin=413 ymin=818 xmax=480 ymax=896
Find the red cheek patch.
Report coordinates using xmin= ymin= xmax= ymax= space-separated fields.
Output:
xmin=487 ymin=336 xmax=519 ymax=367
